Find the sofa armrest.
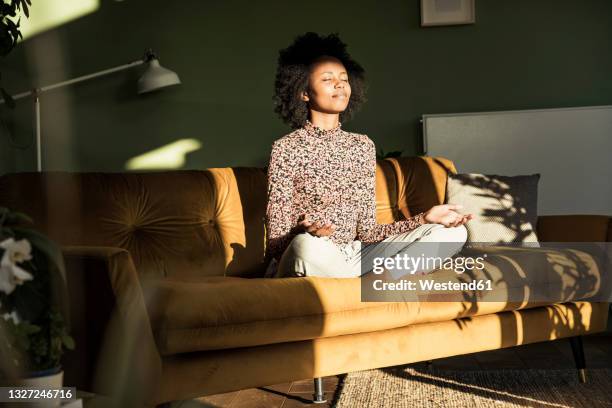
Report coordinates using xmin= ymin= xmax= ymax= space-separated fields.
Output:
xmin=60 ymin=246 xmax=162 ymax=404
xmin=536 ymin=215 xmax=611 ymax=242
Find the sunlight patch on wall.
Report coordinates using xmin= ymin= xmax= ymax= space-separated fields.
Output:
xmin=20 ymin=0 xmax=100 ymax=40
xmin=125 ymin=139 xmax=202 ymax=170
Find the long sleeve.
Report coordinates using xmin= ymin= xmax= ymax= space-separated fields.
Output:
xmin=265 ymin=139 xmax=298 ymax=262
xmin=356 ymin=138 xmax=425 ymax=243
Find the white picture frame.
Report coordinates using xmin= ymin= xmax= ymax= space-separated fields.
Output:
xmin=420 ymin=0 xmax=475 ymax=27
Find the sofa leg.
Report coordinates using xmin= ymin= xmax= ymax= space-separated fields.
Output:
xmin=569 ymin=336 xmax=587 ymax=383
xmin=313 ymin=377 xmax=327 ymax=404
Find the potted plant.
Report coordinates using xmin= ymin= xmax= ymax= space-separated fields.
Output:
xmin=1 ymin=0 xmax=31 ymax=106
xmin=0 ymin=207 xmax=74 ymax=406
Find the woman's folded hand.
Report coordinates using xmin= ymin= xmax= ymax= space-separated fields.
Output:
xmin=297 ymin=213 xmax=337 ymax=237
xmin=423 ymin=204 xmax=474 ymax=228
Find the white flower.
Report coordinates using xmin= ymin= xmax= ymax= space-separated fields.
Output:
xmin=0 ymin=238 xmax=33 ymax=264
xmin=0 ymin=263 xmax=33 ymax=294
xmin=0 ymin=238 xmax=34 ymax=295
xmin=2 ymin=310 xmax=20 ymax=324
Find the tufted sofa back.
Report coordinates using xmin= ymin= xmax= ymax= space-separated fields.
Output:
xmin=0 ymin=156 xmax=455 ymax=279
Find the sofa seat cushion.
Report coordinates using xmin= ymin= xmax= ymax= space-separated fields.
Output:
xmin=146 ymin=245 xmax=604 ymax=356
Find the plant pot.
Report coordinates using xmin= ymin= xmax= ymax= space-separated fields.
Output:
xmin=18 ymin=367 xmax=63 ymax=408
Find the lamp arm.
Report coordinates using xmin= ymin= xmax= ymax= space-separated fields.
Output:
xmin=40 ymin=59 xmax=146 ymax=94
xmin=0 ymin=57 xmax=147 ymax=104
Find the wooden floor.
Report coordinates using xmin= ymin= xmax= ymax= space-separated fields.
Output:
xmin=173 ymin=333 xmax=612 ymax=408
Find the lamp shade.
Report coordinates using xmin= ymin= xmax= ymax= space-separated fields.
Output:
xmin=137 ymin=58 xmax=181 ymax=94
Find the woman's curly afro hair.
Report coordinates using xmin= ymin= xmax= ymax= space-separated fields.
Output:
xmin=273 ymin=32 xmax=367 ymax=129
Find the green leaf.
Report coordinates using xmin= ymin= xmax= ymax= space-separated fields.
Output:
xmin=12 ymin=227 xmax=67 ymax=280
xmin=6 ymin=3 xmax=17 ymax=17
xmin=4 ymin=211 xmax=33 ymax=226
xmin=1 ymin=228 xmax=16 ymax=238
xmin=61 ymin=333 xmax=75 ymax=350
xmin=19 ymin=0 xmax=28 ymax=18
xmin=12 ymin=320 xmax=41 ymax=335
xmin=12 ymin=226 xmax=70 ymax=326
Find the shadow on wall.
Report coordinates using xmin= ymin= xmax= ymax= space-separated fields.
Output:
xmin=449 ymin=173 xmax=539 ymax=244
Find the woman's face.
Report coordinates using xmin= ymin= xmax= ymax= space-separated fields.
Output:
xmin=302 ymin=56 xmax=351 ymax=115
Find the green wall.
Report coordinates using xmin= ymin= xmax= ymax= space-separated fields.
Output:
xmin=1 ymin=0 xmax=611 ymax=174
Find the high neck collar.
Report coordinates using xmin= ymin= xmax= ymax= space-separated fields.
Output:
xmin=302 ymin=119 xmax=343 ymax=139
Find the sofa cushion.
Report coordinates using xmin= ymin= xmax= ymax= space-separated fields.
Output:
xmin=0 ymin=170 xmax=248 ymax=278
xmin=391 ymin=156 xmax=456 ymax=219
xmin=146 ymin=245 xmax=603 ymax=356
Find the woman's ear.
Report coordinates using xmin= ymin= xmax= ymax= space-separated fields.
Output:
xmin=301 ymin=91 xmax=309 ymax=102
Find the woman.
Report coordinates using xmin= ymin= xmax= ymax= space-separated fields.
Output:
xmin=265 ymin=32 xmax=473 ymax=279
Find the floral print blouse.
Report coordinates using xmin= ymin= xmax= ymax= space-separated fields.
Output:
xmin=265 ymin=120 xmax=425 ymax=263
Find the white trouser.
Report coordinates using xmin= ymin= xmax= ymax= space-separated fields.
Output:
xmin=274 ymin=223 xmax=468 ymax=278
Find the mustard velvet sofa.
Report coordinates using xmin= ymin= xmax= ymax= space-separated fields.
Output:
xmin=0 ymin=156 xmax=609 ymax=407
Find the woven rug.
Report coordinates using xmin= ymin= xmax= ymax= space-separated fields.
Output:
xmin=333 ymin=367 xmax=612 ymax=408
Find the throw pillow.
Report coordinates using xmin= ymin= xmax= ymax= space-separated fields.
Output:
xmin=445 ymin=173 xmax=540 ymax=245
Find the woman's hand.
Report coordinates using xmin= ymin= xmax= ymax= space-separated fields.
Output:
xmin=424 ymin=204 xmax=474 ymax=227
xmin=297 ymin=213 xmax=337 ymax=237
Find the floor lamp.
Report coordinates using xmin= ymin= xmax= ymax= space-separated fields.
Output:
xmin=0 ymin=49 xmax=181 ymax=172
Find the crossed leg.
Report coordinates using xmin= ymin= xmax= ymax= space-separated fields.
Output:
xmin=276 ymin=224 xmax=468 ymax=279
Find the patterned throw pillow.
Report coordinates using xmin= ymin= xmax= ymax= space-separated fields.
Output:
xmin=446 ymin=173 xmax=540 ymax=245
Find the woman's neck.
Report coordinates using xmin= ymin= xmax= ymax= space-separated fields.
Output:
xmin=309 ymin=111 xmax=340 ymax=130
